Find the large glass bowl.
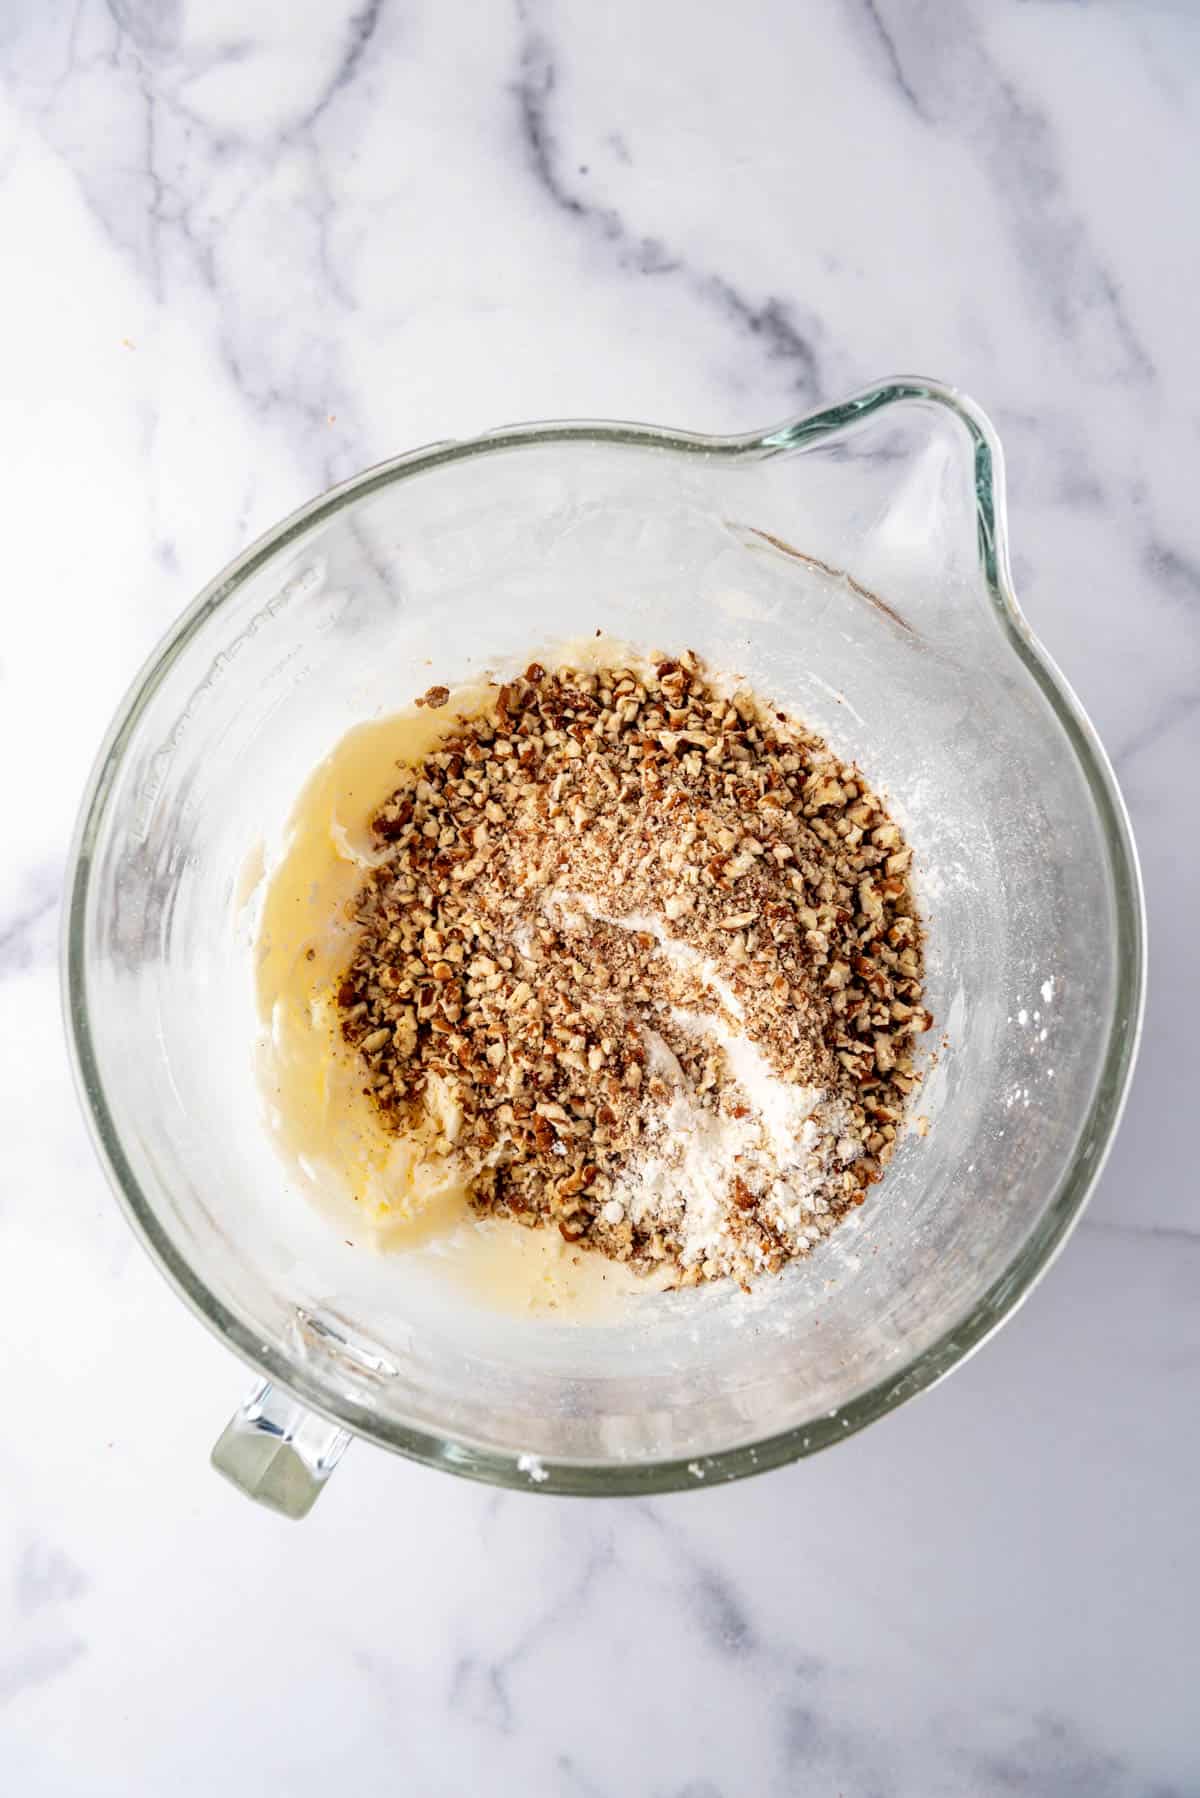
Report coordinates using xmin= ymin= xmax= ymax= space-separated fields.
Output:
xmin=64 ymin=379 xmax=1145 ymax=1515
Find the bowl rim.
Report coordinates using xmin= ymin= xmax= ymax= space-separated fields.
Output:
xmin=62 ymin=375 xmax=1147 ymax=1495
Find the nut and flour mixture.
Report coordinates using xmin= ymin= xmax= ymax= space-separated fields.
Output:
xmin=334 ymin=650 xmax=928 ymax=1287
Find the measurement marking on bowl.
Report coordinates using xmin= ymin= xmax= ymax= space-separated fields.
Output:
xmin=292 ymin=1307 xmax=399 ymax=1378
xmin=726 ymin=522 xmax=916 ymax=635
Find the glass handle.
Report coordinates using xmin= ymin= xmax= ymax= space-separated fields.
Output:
xmin=210 ymin=1379 xmax=351 ymax=1519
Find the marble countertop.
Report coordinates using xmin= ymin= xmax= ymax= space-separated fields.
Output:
xmin=2 ymin=2 xmax=1197 ymax=1791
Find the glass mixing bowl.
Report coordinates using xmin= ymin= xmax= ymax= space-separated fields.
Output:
xmin=64 ymin=378 xmax=1145 ymax=1516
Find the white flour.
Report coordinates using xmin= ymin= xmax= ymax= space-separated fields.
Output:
xmin=548 ymin=890 xmax=855 ymax=1277
xmin=621 ymin=1013 xmax=852 ymax=1275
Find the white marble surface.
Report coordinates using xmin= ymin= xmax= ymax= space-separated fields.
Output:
xmin=1 ymin=1 xmax=1197 ymax=1791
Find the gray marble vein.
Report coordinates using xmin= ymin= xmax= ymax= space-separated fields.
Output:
xmin=513 ymin=4 xmax=825 ymax=400
xmin=291 ymin=0 xmax=388 ymax=138
xmin=1081 ymin=1216 xmax=1200 ymax=1248
xmin=857 ymin=0 xmax=928 ymax=122
xmin=0 ymin=878 xmax=61 ymax=979
xmin=855 ymin=2 xmax=1154 ymax=382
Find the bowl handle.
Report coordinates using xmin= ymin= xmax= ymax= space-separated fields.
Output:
xmin=210 ymin=1378 xmax=351 ymax=1519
